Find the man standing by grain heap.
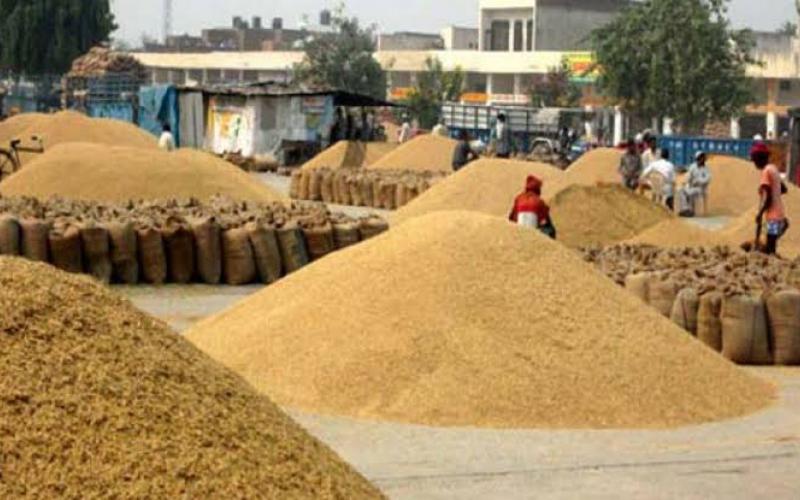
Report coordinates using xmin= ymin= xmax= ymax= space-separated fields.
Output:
xmin=509 ymin=175 xmax=556 ymax=239
xmin=158 ymin=124 xmax=175 ymax=152
xmin=493 ymin=113 xmax=512 ymax=159
xmin=618 ymin=139 xmax=643 ymax=190
xmin=752 ymin=142 xmax=789 ymax=255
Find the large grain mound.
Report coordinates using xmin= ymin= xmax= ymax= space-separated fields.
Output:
xmin=187 ymin=211 xmax=774 ymax=429
xmin=627 ymin=218 xmax=725 ymax=247
xmin=392 ymin=159 xmax=564 ymax=224
xmin=368 ymin=134 xmax=456 ymax=172
xmin=550 ymin=184 xmax=673 ymax=248
xmin=301 ymin=141 xmax=396 ymax=171
xmin=0 ymin=257 xmax=381 ymax=499
xmin=704 ymin=155 xmax=762 ymax=215
xmin=565 ymin=148 xmax=623 ymax=185
xmin=0 ymin=111 xmax=157 ymax=153
xmin=0 ymin=142 xmax=286 ymax=203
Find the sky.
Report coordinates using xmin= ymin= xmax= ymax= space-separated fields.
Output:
xmin=110 ymin=0 xmax=797 ymax=45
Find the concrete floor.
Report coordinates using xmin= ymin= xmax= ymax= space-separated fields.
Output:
xmin=119 ymin=285 xmax=800 ymax=500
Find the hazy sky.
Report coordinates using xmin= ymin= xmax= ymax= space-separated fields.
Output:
xmin=110 ymin=0 xmax=797 ymax=44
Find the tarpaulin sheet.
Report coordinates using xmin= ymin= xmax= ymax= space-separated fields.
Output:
xmin=87 ymin=102 xmax=134 ymax=122
xmin=139 ymin=85 xmax=180 ymax=145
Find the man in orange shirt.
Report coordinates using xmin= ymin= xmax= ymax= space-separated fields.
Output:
xmin=752 ymin=142 xmax=789 ymax=255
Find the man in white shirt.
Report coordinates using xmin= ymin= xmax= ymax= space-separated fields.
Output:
xmin=641 ymin=136 xmax=660 ymax=168
xmin=158 ymin=124 xmax=176 ymax=152
xmin=398 ymin=118 xmax=412 ymax=143
xmin=679 ymin=151 xmax=713 ymax=216
xmin=641 ymin=148 xmax=676 ymax=211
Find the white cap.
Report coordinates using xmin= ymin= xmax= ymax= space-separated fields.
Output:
xmin=695 ymin=151 xmax=705 ymax=160
xmin=754 ymin=134 xmax=764 ymax=141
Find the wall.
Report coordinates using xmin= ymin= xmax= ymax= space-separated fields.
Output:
xmin=378 ymin=33 xmax=443 ymax=51
xmin=441 ymin=26 xmax=479 ymax=50
xmin=534 ymin=0 xmax=626 ymax=51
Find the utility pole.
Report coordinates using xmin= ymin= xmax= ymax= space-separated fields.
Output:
xmin=163 ymin=0 xmax=173 ymax=43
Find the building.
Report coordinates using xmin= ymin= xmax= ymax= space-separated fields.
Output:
xmin=377 ymin=32 xmax=443 ymax=51
xmin=201 ymin=16 xmax=307 ymax=51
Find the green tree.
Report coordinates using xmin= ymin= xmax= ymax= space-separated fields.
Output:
xmin=777 ymin=21 xmax=798 ymax=36
xmin=294 ymin=6 xmax=385 ymax=99
xmin=0 ymin=0 xmax=116 ymax=75
xmin=590 ymin=0 xmax=755 ymax=132
xmin=404 ymin=57 xmax=464 ymax=129
xmin=529 ymin=60 xmax=582 ymax=108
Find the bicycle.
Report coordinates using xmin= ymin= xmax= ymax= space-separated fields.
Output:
xmin=0 ymin=136 xmax=45 ymax=181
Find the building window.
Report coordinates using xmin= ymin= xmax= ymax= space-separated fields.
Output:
xmin=780 ymin=80 xmax=792 ymax=92
xmin=526 ymin=20 xmax=533 ymax=51
xmin=514 ymin=21 xmax=523 ymax=51
xmin=491 ymin=21 xmax=510 ymax=51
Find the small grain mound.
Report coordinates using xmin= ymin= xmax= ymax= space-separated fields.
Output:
xmin=0 ymin=143 xmax=286 ymax=203
xmin=187 ymin=211 xmax=774 ymax=429
xmin=392 ymin=159 xmax=564 ymax=224
xmin=704 ymin=155 xmax=762 ymax=215
xmin=301 ymin=141 xmax=396 ymax=171
xmin=627 ymin=218 xmax=725 ymax=248
xmin=549 ymin=184 xmax=673 ymax=248
xmin=368 ymin=134 xmax=456 ymax=172
xmin=565 ymin=148 xmax=623 ymax=185
xmin=720 ymin=187 xmax=800 ymax=257
xmin=0 ymin=256 xmax=381 ymax=499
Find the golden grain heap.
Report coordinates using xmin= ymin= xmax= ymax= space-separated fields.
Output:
xmin=564 ymin=148 xmax=623 ymax=185
xmin=0 ymin=143 xmax=286 ymax=203
xmin=301 ymin=141 xmax=396 ymax=170
xmin=0 ymin=256 xmax=381 ymax=499
xmin=368 ymin=134 xmax=456 ymax=173
xmin=187 ymin=211 xmax=774 ymax=430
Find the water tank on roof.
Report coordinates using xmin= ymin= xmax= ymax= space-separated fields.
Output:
xmin=233 ymin=16 xmax=243 ymax=29
xmin=253 ymin=16 xmax=262 ymax=29
xmin=273 ymin=17 xmax=283 ymax=30
xmin=320 ymin=10 xmax=332 ymax=26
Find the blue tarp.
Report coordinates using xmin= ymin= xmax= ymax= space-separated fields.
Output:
xmin=87 ymin=102 xmax=135 ymax=122
xmin=139 ymin=85 xmax=180 ymax=146
xmin=658 ymin=136 xmax=755 ymax=167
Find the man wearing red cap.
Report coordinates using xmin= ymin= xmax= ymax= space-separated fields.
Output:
xmin=509 ymin=175 xmax=557 ymax=239
xmin=752 ymin=142 xmax=788 ymax=254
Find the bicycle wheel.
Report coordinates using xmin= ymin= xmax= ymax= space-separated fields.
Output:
xmin=0 ymin=149 xmax=16 ymax=181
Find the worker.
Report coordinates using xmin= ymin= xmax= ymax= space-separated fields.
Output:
xmin=752 ymin=142 xmax=789 ymax=255
xmin=398 ymin=116 xmax=412 ymax=143
xmin=158 ymin=124 xmax=175 ymax=152
xmin=641 ymin=135 xmax=660 ymax=167
xmin=493 ymin=113 xmax=512 ymax=159
xmin=678 ymin=151 xmax=712 ymax=217
xmin=641 ymin=148 xmax=676 ymax=211
xmin=618 ymin=139 xmax=643 ymax=190
xmin=432 ymin=119 xmax=448 ymax=137
xmin=452 ymin=130 xmax=477 ymax=171
xmin=509 ymin=175 xmax=557 ymax=239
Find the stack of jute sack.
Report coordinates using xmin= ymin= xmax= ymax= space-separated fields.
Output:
xmin=583 ymin=244 xmax=800 ymax=366
xmin=0 ymin=196 xmax=388 ymax=286
xmin=290 ymin=167 xmax=448 ymax=210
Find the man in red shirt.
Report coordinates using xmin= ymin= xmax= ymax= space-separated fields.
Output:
xmin=509 ymin=175 xmax=556 ymax=239
xmin=752 ymin=142 xmax=789 ymax=254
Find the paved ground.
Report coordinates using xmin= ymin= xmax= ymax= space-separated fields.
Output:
xmin=119 ymin=285 xmax=800 ymax=500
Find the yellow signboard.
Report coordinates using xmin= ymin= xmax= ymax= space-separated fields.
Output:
xmin=565 ymin=53 xmax=599 ymax=83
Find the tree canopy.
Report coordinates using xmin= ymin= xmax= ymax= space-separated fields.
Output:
xmin=0 ymin=0 xmax=117 ymax=75
xmin=403 ymin=57 xmax=464 ymax=129
xmin=529 ymin=61 xmax=582 ymax=108
xmin=590 ymin=0 xmax=755 ymax=131
xmin=294 ymin=7 xmax=385 ymax=99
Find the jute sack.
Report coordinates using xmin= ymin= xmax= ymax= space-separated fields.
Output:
xmin=107 ymin=222 xmax=139 ymax=284
xmin=308 ymin=170 xmax=322 ymax=201
xmin=648 ymin=277 xmax=678 ymax=317
xmin=80 ymin=224 xmax=112 ymax=284
xmin=624 ymin=273 xmax=650 ymax=304
xmin=190 ymin=217 xmax=222 ymax=285
xmin=333 ymin=222 xmax=361 ymax=249
xmin=276 ymin=223 xmax=310 ymax=274
xmin=721 ymin=294 xmax=772 ymax=365
xmin=320 ymin=170 xmax=335 ymax=203
xmin=136 ymin=227 xmax=167 ymax=284
xmin=289 ymin=170 xmax=302 ymax=199
xmin=48 ymin=225 xmax=83 ymax=274
xmin=395 ymin=182 xmax=409 ymax=208
xmin=371 ymin=178 xmax=384 ymax=208
xmin=19 ymin=219 xmax=50 ymax=262
xmin=360 ymin=176 xmax=375 ymax=208
xmin=222 ymin=227 xmax=257 ymax=285
xmin=298 ymin=170 xmax=311 ymax=200
xmin=697 ymin=292 xmax=723 ymax=352
xmin=381 ymin=181 xmax=397 ymax=210
xmin=336 ymin=173 xmax=352 ymax=206
xmin=246 ymin=222 xmax=283 ymax=284
xmin=303 ymin=224 xmax=336 ymax=261
xmin=766 ymin=290 xmax=800 ymax=365
xmin=670 ymin=288 xmax=700 ymax=335
xmin=0 ymin=215 xmax=20 ymax=255
xmin=359 ymin=217 xmax=389 ymax=240
xmin=349 ymin=177 xmax=364 ymax=206
xmin=162 ymin=224 xmax=195 ymax=284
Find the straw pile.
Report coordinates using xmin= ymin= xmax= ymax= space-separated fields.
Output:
xmin=187 ymin=211 xmax=773 ymax=429
xmin=368 ymin=134 xmax=456 ymax=173
xmin=550 ymin=184 xmax=673 ymax=248
xmin=565 ymin=148 xmax=623 ymax=185
xmin=68 ymin=47 xmax=146 ymax=78
xmin=0 ymin=143 xmax=285 ymax=203
xmin=301 ymin=141 xmax=396 ymax=171
xmin=392 ymin=159 xmax=564 ymax=224
xmin=0 ymin=257 xmax=381 ymax=498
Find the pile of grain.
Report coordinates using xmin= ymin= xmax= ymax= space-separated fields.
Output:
xmin=564 ymin=148 xmax=623 ymax=185
xmin=0 ymin=143 xmax=285 ymax=203
xmin=627 ymin=218 xmax=725 ymax=247
xmin=550 ymin=184 xmax=673 ymax=248
xmin=704 ymin=155 xmax=762 ymax=215
xmin=187 ymin=211 xmax=773 ymax=429
xmin=0 ymin=111 xmax=157 ymax=153
xmin=392 ymin=159 xmax=564 ymax=224
xmin=301 ymin=141 xmax=396 ymax=171
xmin=720 ymin=187 xmax=800 ymax=257
xmin=0 ymin=257 xmax=381 ymax=498
xmin=368 ymin=134 xmax=456 ymax=173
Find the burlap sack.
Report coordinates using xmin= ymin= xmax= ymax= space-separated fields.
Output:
xmin=136 ymin=227 xmax=167 ymax=285
xmin=107 ymin=222 xmax=139 ymax=284
xmin=222 ymin=227 xmax=256 ymax=285
xmin=246 ymin=222 xmax=283 ymax=284
xmin=0 ymin=215 xmax=20 ymax=255
xmin=359 ymin=217 xmax=389 ymax=240
xmin=360 ymin=176 xmax=375 ymax=208
xmin=371 ymin=178 xmax=384 ymax=208
xmin=395 ymin=182 xmax=409 ymax=208
xmin=766 ymin=290 xmax=800 ymax=365
xmin=190 ymin=217 xmax=222 ymax=285
xmin=697 ymin=292 xmax=723 ymax=352
xmin=308 ymin=170 xmax=322 ymax=201
xmin=162 ymin=224 xmax=195 ymax=284
xmin=303 ymin=224 xmax=336 ymax=261
xmin=298 ymin=170 xmax=311 ymax=200
xmin=349 ymin=177 xmax=364 ymax=206
xmin=289 ymin=170 xmax=302 ymax=199
xmin=276 ymin=223 xmax=310 ymax=274
xmin=624 ymin=273 xmax=650 ymax=304
xmin=381 ymin=181 xmax=397 ymax=210
xmin=19 ymin=219 xmax=50 ymax=262
xmin=670 ymin=288 xmax=700 ymax=335
xmin=320 ymin=170 xmax=335 ymax=203
xmin=80 ymin=224 xmax=112 ymax=283
xmin=336 ymin=173 xmax=352 ymax=206
xmin=721 ymin=294 xmax=772 ymax=365
xmin=333 ymin=222 xmax=361 ymax=249
xmin=648 ymin=277 xmax=678 ymax=317
xmin=48 ymin=225 xmax=83 ymax=274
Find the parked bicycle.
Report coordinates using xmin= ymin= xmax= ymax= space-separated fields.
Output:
xmin=0 ymin=136 xmax=45 ymax=181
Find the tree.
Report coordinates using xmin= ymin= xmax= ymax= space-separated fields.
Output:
xmin=403 ymin=57 xmax=464 ymax=129
xmin=777 ymin=21 xmax=798 ymax=36
xmin=293 ymin=6 xmax=385 ymax=99
xmin=590 ymin=0 xmax=755 ymax=132
xmin=529 ymin=61 xmax=582 ymax=108
xmin=0 ymin=0 xmax=117 ymax=75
